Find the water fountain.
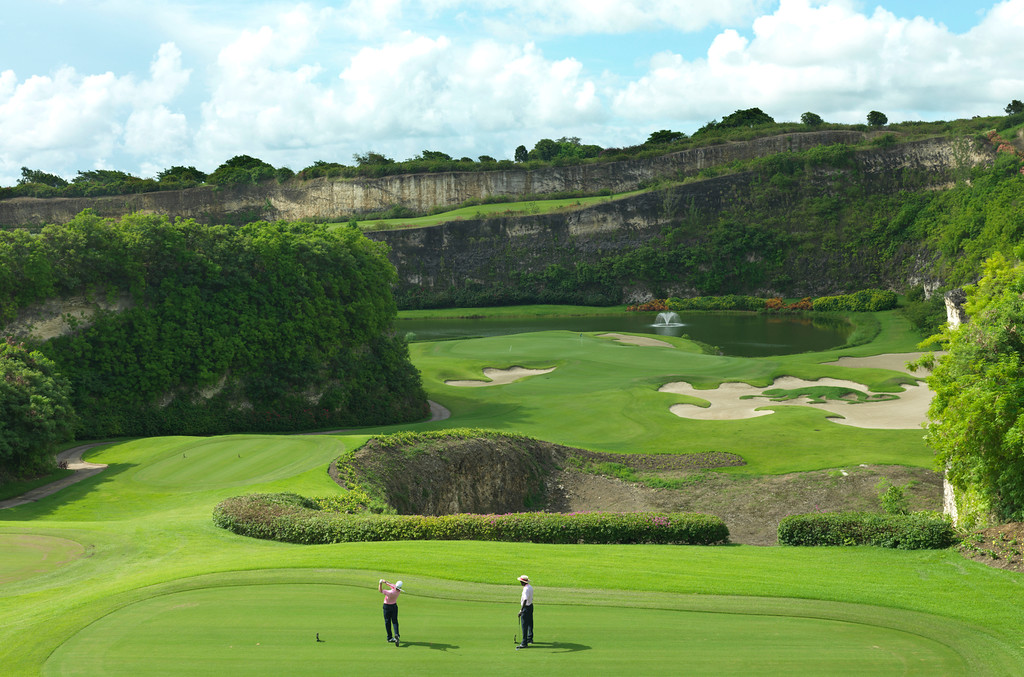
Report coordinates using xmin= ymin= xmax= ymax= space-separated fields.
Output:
xmin=653 ymin=311 xmax=683 ymax=327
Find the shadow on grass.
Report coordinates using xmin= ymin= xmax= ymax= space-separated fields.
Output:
xmin=0 ymin=463 xmax=134 ymax=520
xmin=521 ymin=641 xmax=591 ymax=653
xmin=397 ymin=641 xmax=459 ymax=651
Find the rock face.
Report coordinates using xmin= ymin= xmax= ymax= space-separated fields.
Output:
xmin=2 ymin=291 xmax=134 ymax=341
xmin=368 ymin=137 xmax=991 ymax=303
xmin=945 ymin=288 xmax=968 ymax=328
xmin=0 ymin=131 xmax=874 ymax=227
xmin=349 ymin=436 xmax=569 ymax=515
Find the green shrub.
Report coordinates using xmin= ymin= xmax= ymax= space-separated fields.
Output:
xmin=777 ymin=512 xmax=955 ymax=549
xmin=666 ymin=295 xmax=766 ymax=311
xmin=877 ymin=480 xmax=910 ymax=515
xmin=812 ymin=289 xmax=897 ymax=312
xmin=213 ymin=493 xmax=729 ymax=545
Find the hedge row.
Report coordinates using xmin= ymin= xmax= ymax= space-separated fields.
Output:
xmin=664 ymin=290 xmax=898 ymax=313
xmin=665 ymin=295 xmax=766 ymax=311
xmin=777 ymin=512 xmax=956 ymax=549
xmin=812 ymin=289 xmax=897 ymax=312
xmin=213 ymin=493 xmax=730 ymax=545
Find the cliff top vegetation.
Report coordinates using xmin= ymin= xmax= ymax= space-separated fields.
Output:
xmin=4 ymin=108 xmax=1021 ymax=203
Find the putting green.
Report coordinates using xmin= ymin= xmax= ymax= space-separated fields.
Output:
xmin=45 ymin=582 xmax=965 ymax=676
xmin=0 ymin=534 xmax=85 ymax=586
xmin=411 ymin=330 xmax=932 ymax=472
xmin=126 ymin=435 xmax=344 ymax=490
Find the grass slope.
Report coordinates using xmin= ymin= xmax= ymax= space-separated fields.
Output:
xmin=3 ymin=310 xmax=1023 ymax=675
xmin=339 ymin=192 xmax=644 ymax=231
xmin=44 ymin=578 xmax=966 ymax=676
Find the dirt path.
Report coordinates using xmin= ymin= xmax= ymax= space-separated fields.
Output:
xmin=0 ymin=444 xmax=108 ymax=510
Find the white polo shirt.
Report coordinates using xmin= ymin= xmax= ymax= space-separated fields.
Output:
xmin=521 ymin=583 xmax=533 ymax=606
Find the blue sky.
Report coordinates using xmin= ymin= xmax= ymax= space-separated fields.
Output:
xmin=1 ymin=0 xmax=1021 ymax=185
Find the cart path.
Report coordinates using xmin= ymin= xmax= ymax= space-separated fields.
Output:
xmin=0 ymin=444 xmax=109 ymax=510
xmin=0 ymin=401 xmax=451 ymax=508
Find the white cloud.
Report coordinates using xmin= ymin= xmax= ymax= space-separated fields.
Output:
xmin=192 ymin=12 xmax=606 ymax=169
xmin=612 ymin=0 xmax=1024 ymax=126
xmin=3 ymin=0 xmax=1022 ymax=185
xmin=425 ymin=0 xmax=773 ymax=35
xmin=0 ymin=42 xmax=191 ymax=183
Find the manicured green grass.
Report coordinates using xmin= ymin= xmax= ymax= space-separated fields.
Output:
xmin=337 ymin=193 xmax=644 ymax=231
xmin=43 ymin=577 xmax=966 ymax=676
xmin=406 ymin=313 xmax=932 ymax=473
xmin=0 ymin=534 xmax=85 ymax=585
xmin=0 ymin=469 xmax=75 ymax=501
xmin=4 ymin=309 xmax=1024 ymax=676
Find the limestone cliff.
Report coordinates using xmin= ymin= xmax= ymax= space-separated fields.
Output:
xmin=0 ymin=131 xmax=870 ymax=227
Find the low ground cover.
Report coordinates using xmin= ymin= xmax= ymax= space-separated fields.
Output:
xmin=408 ymin=311 xmax=930 ymax=474
xmin=338 ymin=192 xmax=643 ymax=231
xmin=3 ymin=308 xmax=1022 ymax=675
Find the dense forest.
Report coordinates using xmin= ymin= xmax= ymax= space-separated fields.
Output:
xmin=0 ymin=212 xmax=428 ymax=440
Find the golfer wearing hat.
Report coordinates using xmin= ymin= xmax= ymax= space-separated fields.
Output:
xmin=516 ymin=575 xmax=534 ymax=649
xmin=378 ymin=578 xmax=403 ymax=646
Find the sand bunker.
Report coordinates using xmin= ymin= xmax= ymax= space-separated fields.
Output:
xmin=597 ymin=333 xmax=674 ymax=348
xmin=823 ymin=351 xmax=942 ymax=375
xmin=446 ymin=366 xmax=556 ymax=387
xmin=660 ymin=374 xmax=933 ymax=429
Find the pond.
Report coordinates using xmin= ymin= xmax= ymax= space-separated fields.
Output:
xmin=395 ymin=312 xmax=852 ymax=357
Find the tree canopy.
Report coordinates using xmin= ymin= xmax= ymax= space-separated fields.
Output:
xmin=800 ymin=112 xmax=824 ymax=127
xmin=0 ymin=338 xmax=75 ymax=479
xmin=644 ymin=130 xmax=687 ymax=145
xmin=1006 ymin=99 xmax=1024 ymax=115
xmin=867 ymin=110 xmax=888 ymax=127
xmin=1 ymin=211 xmax=427 ymax=438
xmin=925 ymin=254 xmax=1024 ymax=521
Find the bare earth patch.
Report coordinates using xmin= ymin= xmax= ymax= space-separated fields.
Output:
xmin=958 ymin=522 xmax=1024 ymax=573
xmin=546 ymin=458 xmax=941 ymax=545
xmin=445 ymin=366 xmax=555 ymax=387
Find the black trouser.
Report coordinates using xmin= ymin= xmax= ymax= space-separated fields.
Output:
xmin=383 ymin=603 xmax=399 ymax=639
xmin=520 ymin=604 xmax=533 ymax=643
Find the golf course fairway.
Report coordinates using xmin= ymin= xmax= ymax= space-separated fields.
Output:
xmin=3 ymin=313 xmax=1024 ymax=675
xmin=0 ymin=534 xmax=85 ymax=585
xmin=44 ymin=578 xmax=965 ymax=676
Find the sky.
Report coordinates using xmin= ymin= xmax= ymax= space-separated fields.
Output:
xmin=1 ymin=0 xmax=1022 ymax=185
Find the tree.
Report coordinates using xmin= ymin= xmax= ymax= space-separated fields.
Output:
xmin=418 ymin=150 xmax=452 ymax=161
xmin=529 ymin=138 xmax=560 ymax=161
xmin=719 ymin=108 xmax=775 ymax=128
xmin=800 ymin=112 xmax=824 ymax=127
xmin=478 ymin=155 xmax=497 ymax=163
xmin=353 ymin=151 xmax=395 ymax=166
xmin=1006 ymin=100 xmax=1024 ymax=115
xmin=924 ymin=254 xmax=1024 ymax=521
xmin=514 ymin=145 xmax=528 ymax=163
xmin=156 ymin=166 xmax=207 ymax=184
xmin=0 ymin=338 xmax=76 ymax=479
xmin=867 ymin=110 xmax=888 ymax=127
xmin=208 ymin=155 xmax=276 ymax=185
xmin=73 ymin=169 xmax=137 ymax=185
xmin=219 ymin=155 xmax=273 ymax=171
xmin=18 ymin=167 xmax=68 ymax=188
xmin=644 ymin=130 xmax=687 ymax=145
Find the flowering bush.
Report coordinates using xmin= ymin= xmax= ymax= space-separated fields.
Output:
xmin=665 ymin=295 xmax=766 ymax=311
xmin=213 ymin=493 xmax=730 ymax=545
xmin=627 ymin=300 xmax=670 ymax=312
